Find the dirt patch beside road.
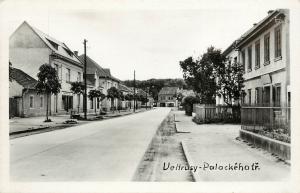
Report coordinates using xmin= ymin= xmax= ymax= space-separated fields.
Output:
xmin=133 ymin=110 xmax=193 ymax=181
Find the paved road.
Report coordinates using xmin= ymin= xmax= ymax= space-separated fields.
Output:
xmin=10 ymin=108 xmax=171 ymax=181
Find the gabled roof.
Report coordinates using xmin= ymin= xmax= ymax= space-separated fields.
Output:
xmin=9 ymin=67 xmax=37 ymax=89
xmin=79 ymin=55 xmax=109 ymax=78
xmin=158 ymin=87 xmax=178 ymax=95
xmin=17 ymin=21 xmax=82 ymax=66
xmin=119 ymin=84 xmax=132 ymax=92
xmin=79 ymin=55 xmax=120 ymax=82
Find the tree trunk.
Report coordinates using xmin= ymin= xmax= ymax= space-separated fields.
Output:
xmin=46 ymin=93 xmax=49 ymax=121
xmin=78 ymin=95 xmax=80 ymax=113
xmin=94 ymin=98 xmax=97 ymax=115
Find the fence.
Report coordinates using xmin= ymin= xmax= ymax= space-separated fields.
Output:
xmin=241 ymin=105 xmax=291 ymax=138
xmin=194 ymin=104 xmax=240 ymax=123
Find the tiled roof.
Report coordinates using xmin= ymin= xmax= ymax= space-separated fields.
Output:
xmin=9 ymin=67 xmax=37 ymax=89
xmin=79 ymin=55 xmax=120 ymax=82
xmin=158 ymin=87 xmax=178 ymax=95
xmin=119 ymin=84 xmax=132 ymax=92
xmin=79 ymin=55 xmax=109 ymax=78
xmin=22 ymin=21 xmax=82 ymax=66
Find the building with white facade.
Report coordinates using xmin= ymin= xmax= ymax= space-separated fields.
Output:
xmin=9 ymin=21 xmax=83 ymax=116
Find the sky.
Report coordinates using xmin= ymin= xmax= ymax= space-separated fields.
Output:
xmin=0 ymin=0 xmax=296 ymax=80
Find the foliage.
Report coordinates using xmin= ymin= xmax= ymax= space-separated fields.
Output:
xmin=88 ymin=89 xmax=105 ymax=101
xmin=179 ymin=47 xmax=225 ymax=104
xmin=182 ymin=95 xmax=200 ymax=106
xmin=70 ymin=81 xmax=85 ymax=95
xmin=122 ymin=78 xmax=189 ymax=100
xmin=35 ymin=64 xmax=61 ymax=121
xmin=35 ymin=64 xmax=61 ymax=95
xmin=125 ymin=93 xmax=134 ymax=101
xmin=216 ymin=59 xmax=245 ymax=106
xmin=107 ymin=87 xmax=120 ymax=100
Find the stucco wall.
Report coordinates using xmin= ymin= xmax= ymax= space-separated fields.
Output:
xmin=9 ymin=80 xmax=23 ymax=97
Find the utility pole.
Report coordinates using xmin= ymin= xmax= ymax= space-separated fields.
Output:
xmin=83 ymin=39 xmax=87 ymax=119
xmin=133 ymin=70 xmax=136 ymax=112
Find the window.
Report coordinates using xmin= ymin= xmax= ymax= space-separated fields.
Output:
xmin=264 ymin=33 xmax=270 ymax=64
xmin=97 ymin=98 xmax=100 ymax=109
xmin=54 ymin=64 xmax=59 ymax=75
xmin=248 ymin=89 xmax=252 ymax=105
xmin=90 ymin=99 xmax=93 ymax=109
xmin=241 ymin=50 xmax=246 ymax=73
xmin=255 ymin=87 xmax=262 ymax=105
xmin=247 ymin=46 xmax=252 ymax=71
xmin=63 ymin=47 xmax=74 ymax=57
xmin=46 ymin=38 xmax=58 ymax=50
xmin=77 ymin=72 xmax=81 ymax=82
xmin=29 ymin=95 xmax=34 ymax=108
xmin=66 ymin=68 xmax=70 ymax=82
xmin=40 ymin=96 xmax=43 ymax=108
xmin=274 ymin=26 xmax=282 ymax=59
xmin=273 ymin=84 xmax=281 ymax=107
xmin=234 ymin=57 xmax=237 ymax=64
xmin=255 ymin=40 xmax=260 ymax=69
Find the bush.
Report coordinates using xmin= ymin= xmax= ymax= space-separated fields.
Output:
xmin=182 ymin=96 xmax=199 ymax=116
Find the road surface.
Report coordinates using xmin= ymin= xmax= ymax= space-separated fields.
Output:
xmin=10 ymin=108 xmax=171 ymax=181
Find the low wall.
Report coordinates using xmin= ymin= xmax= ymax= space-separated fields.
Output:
xmin=239 ymin=129 xmax=290 ymax=160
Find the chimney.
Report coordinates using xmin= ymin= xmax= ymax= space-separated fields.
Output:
xmin=74 ymin=51 xmax=78 ymax=56
xmin=268 ymin=10 xmax=274 ymax=14
xmin=253 ymin=23 xmax=257 ymax=26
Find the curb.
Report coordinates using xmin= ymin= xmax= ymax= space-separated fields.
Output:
xmin=180 ymin=141 xmax=200 ymax=182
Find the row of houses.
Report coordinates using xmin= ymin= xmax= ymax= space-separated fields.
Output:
xmin=217 ymin=9 xmax=290 ymax=108
xmin=9 ymin=21 xmax=151 ymax=118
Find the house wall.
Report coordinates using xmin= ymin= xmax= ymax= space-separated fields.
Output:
xmin=9 ymin=80 xmax=23 ymax=97
xmin=9 ymin=22 xmax=51 ymax=79
xmin=22 ymin=90 xmax=47 ymax=117
xmin=10 ymin=22 xmax=84 ymax=115
xmin=240 ymin=11 xmax=289 ymax=106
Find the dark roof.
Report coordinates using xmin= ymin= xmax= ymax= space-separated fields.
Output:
xmin=78 ymin=55 xmax=120 ymax=82
xmin=158 ymin=87 xmax=178 ymax=95
xmin=119 ymin=84 xmax=132 ymax=92
xmin=9 ymin=67 xmax=37 ymax=89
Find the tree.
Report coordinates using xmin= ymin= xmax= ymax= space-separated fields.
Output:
xmin=125 ymin=93 xmax=134 ymax=109
xmin=107 ymin=87 xmax=120 ymax=112
xmin=70 ymin=81 xmax=85 ymax=113
xmin=35 ymin=64 xmax=61 ymax=122
xmin=180 ymin=46 xmax=225 ymax=104
xmin=88 ymin=89 xmax=105 ymax=115
xmin=217 ymin=58 xmax=244 ymax=106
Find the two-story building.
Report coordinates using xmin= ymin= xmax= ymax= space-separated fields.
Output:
xmin=236 ymin=9 xmax=290 ymax=107
xmin=9 ymin=21 xmax=83 ymax=116
xmin=157 ymin=87 xmax=179 ymax=107
xmin=79 ymin=54 xmax=121 ymax=112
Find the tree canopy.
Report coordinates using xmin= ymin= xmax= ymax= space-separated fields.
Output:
xmin=180 ymin=47 xmax=224 ymax=104
xmin=179 ymin=46 xmax=244 ymax=105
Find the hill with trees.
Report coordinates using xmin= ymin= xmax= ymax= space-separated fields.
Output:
xmin=122 ymin=78 xmax=189 ymax=100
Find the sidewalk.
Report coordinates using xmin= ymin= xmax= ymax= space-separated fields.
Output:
xmin=9 ymin=108 xmax=149 ymax=134
xmin=174 ymin=110 xmax=290 ymax=181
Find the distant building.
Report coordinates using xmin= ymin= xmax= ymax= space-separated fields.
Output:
xmin=9 ymin=67 xmax=47 ymax=117
xmin=9 ymin=21 xmax=83 ymax=115
xmin=157 ymin=87 xmax=179 ymax=107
